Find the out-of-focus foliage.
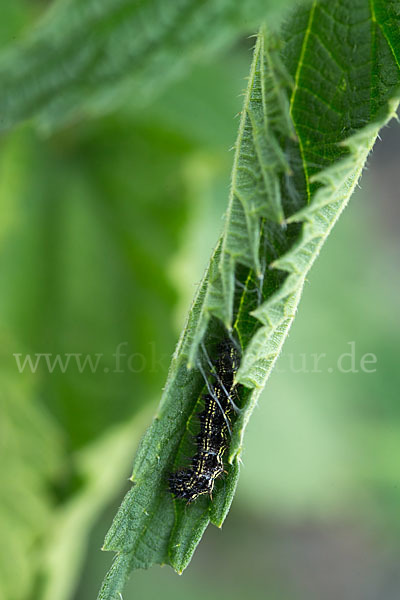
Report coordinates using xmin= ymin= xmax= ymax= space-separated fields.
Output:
xmin=0 ymin=0 xmax=302 ymax=134
xmin=0 ymin=115 xmax=191 ymax=598
xmin=0 ymin=118 xmax=189 ymax=599
xmin=0 ymin=17 xmax=248 ymax=597
xmin=0 ymin=364 xmax=62 ymax=600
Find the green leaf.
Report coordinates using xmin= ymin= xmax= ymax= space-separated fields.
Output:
xmin=98 ymin=0 xmax=400 ymax=597
xmin=39 ymin=413 xmax=152 ymax=600
xmin=0 ymin=365 xmax=63 ymax=600
xmin=0 ymin=106 xmax=195 ymax=597
xmin=0 ymin=118 xmax=190 ymax=451
xmin=0 ymin=0 xmax=301 ymax=134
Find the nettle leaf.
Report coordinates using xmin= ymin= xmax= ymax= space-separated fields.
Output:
xmin=99 ymin=1 xmax=400 ymax=598
xmin=0 ymin=0 xmax=301 ymax=134
xmin=0 ymin=367 xmax=63 ymax=600
xmin=0 ymin=112 xmax=193 ymax=599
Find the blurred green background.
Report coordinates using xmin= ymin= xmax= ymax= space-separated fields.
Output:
xmin=1 ymin=3 xmax=400 ymax=600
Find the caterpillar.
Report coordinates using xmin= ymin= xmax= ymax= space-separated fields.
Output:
xmin=169 ymin=339 xmax=240 ymax=503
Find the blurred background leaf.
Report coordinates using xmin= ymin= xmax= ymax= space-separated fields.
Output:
xmin=0 ymin=0 xmax=303 ymax=134
xmin=0 ymin=113 xmax=191 ymax=598
xmin=0 ymin=365 xmax=62 ymax=600
xmin=0 ymin=15 xmax=250 ymax=597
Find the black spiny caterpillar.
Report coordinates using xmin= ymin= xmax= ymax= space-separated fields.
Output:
xmin=169 ymin=339 xmax=240 ymax=503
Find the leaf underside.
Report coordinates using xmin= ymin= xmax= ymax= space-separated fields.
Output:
xmin=99 ymin=1 xmax=400 ymax=598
